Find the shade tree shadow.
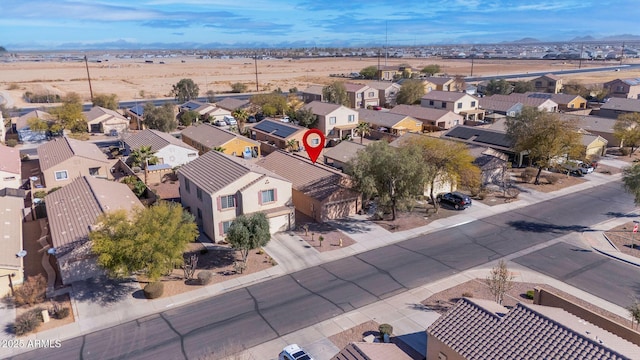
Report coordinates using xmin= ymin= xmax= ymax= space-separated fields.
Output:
xmin=605 ymin=211 xmax=639 ymax=218
xmin=72 ymin=276 xmax=139 ymax=306
xmin=507 ymin=220 xmax=592 ymax=234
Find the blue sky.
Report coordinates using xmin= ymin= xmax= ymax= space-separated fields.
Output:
xmin=0 ymin=0 xmax=637 ymax=50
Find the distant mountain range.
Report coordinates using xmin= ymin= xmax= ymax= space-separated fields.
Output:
xmin=4 ymin=34 xmax=640 ymax=52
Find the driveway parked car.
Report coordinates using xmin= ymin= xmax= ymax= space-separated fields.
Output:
xmin=562 ymin=160 xmax=593 ymax=175
xmin=213 ymin=119 xmax=226 ymax=127
xmin=436 ymin=192 xmax=472 ymax=210
xmin=279 ymin=344 xmax=313 ymax=360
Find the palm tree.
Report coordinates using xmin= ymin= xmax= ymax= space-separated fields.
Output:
xmin=232 ymin=109 xmax=249 ymax=130
xmin=213 ymin=146 xmax=226 ymax=153
xmin=285 ymin=139 xmax=298 ymax=152
xmin=355 ymin=122 xmax=371 ymax=144
xmin=129 ymin=145 xmax=158 ymax=168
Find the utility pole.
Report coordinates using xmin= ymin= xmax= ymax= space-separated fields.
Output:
xmin=620 ymin=42 xmax=625 ymax=66
xmin=384 ymin=21 xmax=388 ymax=67
xmin=578 ymin=43 xmax=584 ymax=69
xmin=84 ymin=55 xmax=94 ymax=102
xmin=254 ymin=52 xmax=259 ymax=92
xmin=470 ymin=56 xmax=474 ymax=77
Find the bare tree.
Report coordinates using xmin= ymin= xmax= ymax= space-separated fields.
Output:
xmin=486 ymin=260 xmax=514 ymax=305
xmin=628 ymin=300 xmax=640 ymax=330
xmin=182 ymin=253 xmax=198 ymax=280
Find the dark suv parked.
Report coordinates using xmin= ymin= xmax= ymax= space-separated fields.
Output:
xmin=436 ymin=192 xmax=472 ymax=210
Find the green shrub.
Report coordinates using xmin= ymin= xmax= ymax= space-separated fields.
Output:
xmin=525 ymin=290 xmax=535 ymax=300
xmin=6 ymin=139 xmax=18 ymax=147
xmin=13 ymin=275 xmax=47 ymax=306
xmin=544 ymin=174 xmax=559 ymax=185
xmin=378 ymin=323 xmax=393 ymax=339
xmin=55 ymin=307 xmax=70 ymax=319
xmin=197 ymin=271 xmax=214 ymax=285
xmin=47 ymin=187 xmax=62 ymax=194
xmin=33 ymin=191 xmax=47 ymax=199
xmin=14 ymin=308 xmax=44 ymax=336
xmin=143 ymin=282 xmax=164 ymax=299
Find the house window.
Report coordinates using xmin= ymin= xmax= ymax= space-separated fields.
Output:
xmin=368 ymin=92 xmax=375 ymax=97
xmin=535 ymin=81 xmax=542 ymax=87
xmin=55 ymin=170 xmax=68 ymax=181
xmin=471 ymin=101 xmax=476 ymax=107
xmin=454 ymin=119 xmax=459 ymax=125
xmin=429 ymin=100 xmax=434 ymax=106
xmin=222 ymin=220 xmax=233 ymax=234
xmin=220 ymin=195 xmax=236 ymax=209
xmin=348 ymin=115 xmax=355 ymax=123
xmin=357 ymin=93 xmax=363 ymax=99
xmin=3 ymin=176 xmax=16 ymax=181
xmin=457 ymin=102 xmax=462 ymax=109
xmin=197 ymin=187 xmax=202 ymax=201
xmin=188 ymin=153 xmax=197 ymax=157
xmin=184 ymin=178 xmax=191 ymax=193
xmin=441 ymin=102 xmax=446 ymax=108
xmin=197 ymin=208 xmax=202 ymax=219
xmin=438 ymin=352 xmax=448 ymax=360
xmin=329 ymin=116 xmax=336 ymax=124
xmin=89 ymin=167 xmax=100 ymax=176
xmin=261 ymin=189 xmax=275 ymax=204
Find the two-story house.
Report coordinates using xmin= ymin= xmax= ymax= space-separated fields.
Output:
xmin=598 ymin=97 xmax=640 ymax=119
xmin=84 ymin=106 xmax=129 ymax=135
xmin=37 ymin=137 xmax=115 ymax=189
xmin=124 ymin=129 xmax=198 ymax=168
xmin=420 ymin=91 xmax=485 ymax=121
xmin=300 ymin=85 xmax=325 ymax=104
xmin=357 ymin=108 xmax=422 ymax=135
xmin=390 ymin=104 xmax=463 ymax=130
xmin=0 ymin=144 xmax=22 ymax=189
xmin=603 ymin=78 xmax=640 ymax=99
xmin=181 ymin=123 xmax=260 ymax=158
xmin=531 ymin=73 xmax=563 ymax=93
xmin=46 ymin=176 xmax=142 ymax=284
xmin=0 ymin=188 xmax=25 ymax=296
xmin=420 ymin=76 xmax=455 ymax=92
xmin=485 ymin=94 xmax=559 ymax=113
xmin=302 ymin=101 xmax=359 ymax=139
xmin=344 ymin=83 xmax=379 ymax=109
xmin=367 ymin=81 xmax=401 ymax=107
xmin=522 ymin=92 xmax=587 ymax=111
xmin=178 ymin=150 xmax=294 ymax=243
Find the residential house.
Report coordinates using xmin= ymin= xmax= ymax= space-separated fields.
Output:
xmin=214 ymin=97 xmax=250 ymax=112
xmin=427 ymin=297 xmax=640 ymax=360
xmin=179 ymin=100 xmax=230 ymax=122
xmin=0 ymin=144 xmax=22 ymax=189
xmin=0 ymin=188 xmax=25 ymax=296
xmin=390 ymin=104 xmax=463 ymax=130
xmin=84 ymin=106 xmax=129 ymax=135
xmin=124 ymin=129 xmax=198 ymax=168
xmin=331 ymin=342 xmax=413 ymax=360
xmin=469 ymin=146 xmax=509 ymax=186
xmin=123 ymin=104 xmax=144 ymax=130
xmin=485 ymin=94 xmax=558 ymax=112
xmin=46 ymin=176 xmax=142 ymax=284
xmin=598 ymin=97 xmax=640 ymax=119
xmin=442 ymin=125 xmax=525 ymax=166
xmin=522 ymin=92 xmax=587 ymax=111
xmin=420 ymin=91 xmax=485 ymax=121
xmin=479 ymin=98 xmax=523 ymax=117
xmin=531 ymin=73 xmax=563 ymax=93
xmin=257 ymin=151 xmax=360 ymax=223
xmin=250 ymin=119 xmax=307 ymax=152
xmin=367 ymin=81 xmax=401 ymax=107
xmin=419 ymin=76 xmax=455 ymax=92
xmin=357 ymin=108 xmax=422 ymax=135
xmin=11 ymin=110 xmax=53 ymax=142
xmin=603 ymin=78 xmax=640 ymax=99
xmin=581 ymin=132 xmax=608 ymax=157
xmin=181 ymin=123 xmax=260 ymax=158
xmin=558 ymin=114 xmax=619 ymax=146
xmin=177 ymin=150 xmax=294 ymax=242
xmin=36 ymin=137 xmax=115 ymax=189
xmin=323 ymin=141 xmax=366 ymax=170
xmin=344 ymin=83 xmax=379 ymax=109
xmin=0 ymin=112 xmax=5 ymax=144
xmin=302 ymin=101 xmax=359 ymax=139
xmin=376 ymin=65 xmax=402 ymax=81
xmin=301 ymin=85 xmax=325 ymax=104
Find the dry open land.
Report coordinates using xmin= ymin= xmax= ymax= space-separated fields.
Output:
xmin=2 ymin=56 xmax=640 ymax=108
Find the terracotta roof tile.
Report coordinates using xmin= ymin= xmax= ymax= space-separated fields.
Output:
xmin=181 ymin=123 xmax=258 ymax=149
xmin=37 ymin=137 xmax=110 ymax=170
xmin=124 ymin=129 xmax=196 ymax=152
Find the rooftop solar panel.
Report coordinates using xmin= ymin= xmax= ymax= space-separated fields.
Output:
xmin=445 ymin=126 xmax=514 ymax=148
xmin=253 ymin=120 xmax=299 ymax=139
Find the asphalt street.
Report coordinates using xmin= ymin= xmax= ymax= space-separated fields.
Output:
xmin=12 ymin=180 xmax=639 ymax=360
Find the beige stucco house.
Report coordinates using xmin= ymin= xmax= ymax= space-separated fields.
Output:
xmin=603 ymin=78 xmax=640 ymax=99
xmin=181 ymin=123 xmax=260 ymax=158
xmin=179 ymin=100 xmax=231 ymax=122
xmin=178 ymin=150 xmax=294 ymax=243
xmin=85 ymin=106 xmax=129 ymax=135
xmin=367 ymin=81 xmax=401 ymax=107
xmin=301 ymin=85 xmax=325 ymax=104
xmin=37 ymin=137 xmax=115 ymax=189
xmin=46 ymin=176 xmax=142 ymax=284
xmin=420 ymin=91 xmax=485 ymax=121
xmin=250 ymin=119 xmax=307 ymax=152
xmin=0 ymin=188 xmax=25 ymax=296
xmin=0 ymin=144 xmax=22 ymax=189
xmin=302 ymin=101 xmax=359 ymax=139
xmin=357 ymin=108 xmax=422 ymax=135
xmin=531 ymin=73 xmax=563 ymax=93
xmin=390 ymin=104 xmax=463 ymax=130
xmin=344 ymin=83 xmax=379 ymax=109
xmin=124 ymin=129 xmax=198 ymax=168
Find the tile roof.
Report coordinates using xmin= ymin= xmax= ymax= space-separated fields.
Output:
xmin=0 ymin=144 xmax=22 ymax=175
xmin=523 ymin=92 xmax=586 ymax=105
xmin=46 ymin=176 xmax=142 ymax=250
xmin=344 ymin=83 xmax=368 ymax=92
xmin=390 ymin=105 xmax=456 ymax=122
xmin=215 ymin=97 xmax=249 ymax=111
xmin=366 ymin=81 xmax=401 ymax=91
xmin=422 ymin=76 xmax=454 ymax=85
xmin=302 ymin=85 xmax=324 ymax=95
xmin=421 ymin=90 xmax=471 ymax=102
xmin=429 ymin=298 xmax=640 ymax=360
xmin=15 ymin=110 xmax=53 ymax=130
xmin=323 ymin=141 xmax=366 ymax=163
xmin=442 ymin=125 xmax=514 ymax=150
xmin=621 ymin=78 xmax=640 ymax=86
xmin=84 ymin=106 xmax=128 ymax=123
xmin=581 ymin=133 xmax=607 ymax=147
xmin=485 ymin=94 xmax=558 ymax=107
xmin=538 ymin=73 xmax=561 ymax=81
xmin=180 ymin=100 xmax=207 ymax=111
xmin=181 ymin=123 xmax=259 ymax=149
xmin=558 ymin=114 xmax=617 ymax=134
xmin=358 ymin=109 xmax=420 ymax=128
xmin=479 ymin=98 xmax=523 ymax=112
xmin=37 ymin=137 xmax=110 ymax=170
xmin=0 ymin=189 xmax=25 ymax=268
xmin=252 ymin=119 xmax=306 ymax=139
xmin=331 ymin=342 xmax=413 ymax=360
xmin=178 ymin=150 xmax=284 ymax=195
xmin=303 ymin=101 xmax=343 ymax=116
xmin=124 ymin=129 xmax=196 ymax=152
xmin=257 ymin=151 xmax=358 ymax=202
xmin=600 ymin=98 xmax=640 ymax=112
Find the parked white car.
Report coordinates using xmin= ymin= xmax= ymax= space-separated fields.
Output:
xmin=279 ymin=344 xmax=313 ymax=360
xmin=562 ymin=160 xmax=593 ymax=175
xmin=213 ymin=119 xmax=226 ymax=127
xmin=223 ymin=115 xmax=237 ymax=126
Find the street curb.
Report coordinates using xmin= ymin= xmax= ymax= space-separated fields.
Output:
xmin=591 ymin=246 xmax=640 ymax=268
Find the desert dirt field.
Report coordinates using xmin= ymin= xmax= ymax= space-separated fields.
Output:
xmin=2 ymin=56 xmax=640 ymax=108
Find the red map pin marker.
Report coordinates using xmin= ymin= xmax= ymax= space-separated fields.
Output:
xmin=302 ymin=128 xmax=326 ymax=164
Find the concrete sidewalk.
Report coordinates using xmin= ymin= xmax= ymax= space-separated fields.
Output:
xmin=1 ymin=167 xmax=636 ymax=359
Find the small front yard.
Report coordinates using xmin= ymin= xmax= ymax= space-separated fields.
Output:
xmin=295 ymin=214 xmax=356 ymax=252
xmin=509 ymin=167 xmax=586 ymax=193
xmin=369 ymin=199 xmax=467 ymax=233
xmin=604 ymin=222 xmax=640 ymax=259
